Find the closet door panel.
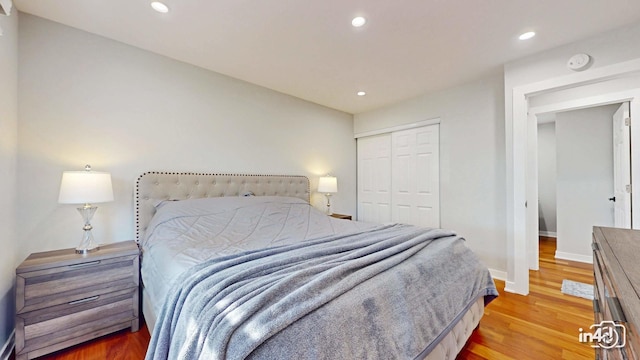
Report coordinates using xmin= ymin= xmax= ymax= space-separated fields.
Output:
xmin=357 ymin=134 xmax=392 ymax=223
xmin=414 ymin=125 xmax=440 ymax=228
xmin=357 ymin=124 xmax=439 ymax=228
xmin=392 ymin=130 xmax=415 ymax=224
xmin=391 ymin=125 xmax=440 ymax=228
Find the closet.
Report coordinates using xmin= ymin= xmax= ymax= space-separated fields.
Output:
xmin=357 ymin=123 xmax=440 ymax=228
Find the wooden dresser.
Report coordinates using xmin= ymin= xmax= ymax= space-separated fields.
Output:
xmin=593 ymin=227 xmax=640 ymax=359
xmin=15 ymin=241 xmax=139 ymax=360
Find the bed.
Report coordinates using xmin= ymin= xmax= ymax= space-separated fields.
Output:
xmin=135 ymin=172 xmax=497 ymax=359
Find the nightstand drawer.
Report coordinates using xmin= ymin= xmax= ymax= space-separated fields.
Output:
xmin=17 ymin=254 xmax=138 ymax=314
xmin=16 ymin=288 xmax=137 ymax=354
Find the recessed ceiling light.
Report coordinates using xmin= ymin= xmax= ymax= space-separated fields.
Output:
xmin=519 ymin=31 xmax=536 ymax=40
xmin=357 ymin=91 xmax=366 ymax=96
xmin=151 ymin=1 xmax=169 ymax=13
xmin=352 ymin=17 xmax=366 ymax=27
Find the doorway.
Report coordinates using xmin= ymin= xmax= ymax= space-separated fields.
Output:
xmin=508 ymin=60 xmax=640 ymax=295
xmin=537 ymin=104 xmax=626 ymax=266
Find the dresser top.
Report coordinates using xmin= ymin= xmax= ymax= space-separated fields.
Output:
xmin=595 ymin=227 xmax=640 ymax=291
xmin=594 ymin=227 xmax=640 ymax=331
xmin=17 ymin=241 xmax=139 ymax=274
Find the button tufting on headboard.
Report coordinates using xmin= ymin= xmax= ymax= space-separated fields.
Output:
xmin=134 ymin=172 xmax=310 ymax=243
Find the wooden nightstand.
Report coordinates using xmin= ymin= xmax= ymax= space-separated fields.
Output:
xmin=15 ymin=241 xmax=140 ymax=360
xmin=330 ymin=213 xmax=352 ymax=220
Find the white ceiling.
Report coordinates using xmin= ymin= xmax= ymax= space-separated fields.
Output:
xmin=13 ymin=0 xmax=640 ymax=114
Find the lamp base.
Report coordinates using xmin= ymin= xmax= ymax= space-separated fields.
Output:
xmin=75 ymin=205 xmax=100 ymax=255
xmin=324 ymin=193 xmax=333 ymax=215
xmin=76 ymin=246 xmax=100 ymax=255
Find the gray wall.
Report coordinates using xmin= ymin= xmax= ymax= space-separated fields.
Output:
xmin=503 ymin=21 xmax=640 ymax=284
xmin=537 ymin=122 xmax=557 ymax=235
xmin=354 ymin=76 xmax=507 ymax=275
xmin=504 ymin=22 xmax=640 ymax=91
xmin=556 ymin=105 xmax=616 ymax=260
xmin=0 ymin=9 xmax=18 ymax=355
xmin=16 ymin=14 xmax=356 ymax=261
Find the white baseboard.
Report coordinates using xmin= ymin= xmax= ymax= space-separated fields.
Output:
xmin=539 ymin=231 xmax=557 ymax=238
xmin=555 ymin=251 xmax=593 ymax=264
xmin=0 ymin=331 xmax=14 ymax=360
xmin=488 ymin=268 xmax=507 ymax=281
xmin=503 ymin=280 xmax=529 ymax=295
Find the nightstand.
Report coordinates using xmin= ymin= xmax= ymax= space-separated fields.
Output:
xmin=15 ymin=241 xmax=139 ymax=360
xmin=330 ymin=213 xmax=352 ymax=220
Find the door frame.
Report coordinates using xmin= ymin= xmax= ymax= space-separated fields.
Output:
xmin=507 ymin=58 xmax=640 ymax=295
xmin=354 ymin=118 xmax=440 ymax=139
xmin=528 ymin=94 xmax=637 ymax=271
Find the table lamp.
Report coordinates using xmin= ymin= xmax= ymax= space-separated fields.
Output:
xmin=318 ymin=175 xmax=338 ymax=215
xmin=58 ymin=165 xmax=114 ymax=254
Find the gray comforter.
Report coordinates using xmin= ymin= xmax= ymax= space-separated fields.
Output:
xmin=145 ymin=201 xmax=497 ymax=360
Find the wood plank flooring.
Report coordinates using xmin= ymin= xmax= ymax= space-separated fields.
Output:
xmin=18 ymin=236 xmax=594 ymax=360
xmin=458 ymin=236 xmax=594 ymax=359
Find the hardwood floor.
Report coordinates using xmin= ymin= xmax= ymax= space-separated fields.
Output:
xmin=26 ymin=325 xmax=151 ymax=360
xmin=19 ymin=236 xmax=594 ymax=360
xmin=458 ymin=236 xmax=594 ymax=359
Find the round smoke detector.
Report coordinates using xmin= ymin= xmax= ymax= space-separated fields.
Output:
xmin=567 ymin=53 xmax=591 ymax=71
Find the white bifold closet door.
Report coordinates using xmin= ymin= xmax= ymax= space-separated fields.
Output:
xmin=357 ymin=133 xmax=392 ymax=224
xmin=357 ymin=124 xmax=440 ymax=228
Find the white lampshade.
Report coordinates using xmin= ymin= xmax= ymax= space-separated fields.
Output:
xmin=318 ymin=176 xmax=338 ymax=193
xmin=59 ymin=169 xmax=114 ymax=204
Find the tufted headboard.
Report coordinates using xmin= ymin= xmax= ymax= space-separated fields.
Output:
xmin=135 ymin=172 xmax=310 ymax=242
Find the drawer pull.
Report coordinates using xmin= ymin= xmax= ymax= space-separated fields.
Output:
xmin=593 ymin=299 xmax=600 ymax=314
xmin=68 ymin=260 xmax=101 ymax=268
xmin=607 ymin=297 xmax=627 ymax=323
xmin=592 ymin=242 xmax=600 ymax=251
xmin=68 ymin=295 xmax=100 ymax=305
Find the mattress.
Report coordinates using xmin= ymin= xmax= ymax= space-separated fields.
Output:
xmin=140 ymin=196 xmax=375 ymax=317
xmin=140 ymin=195 xmax=497 ymax=359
